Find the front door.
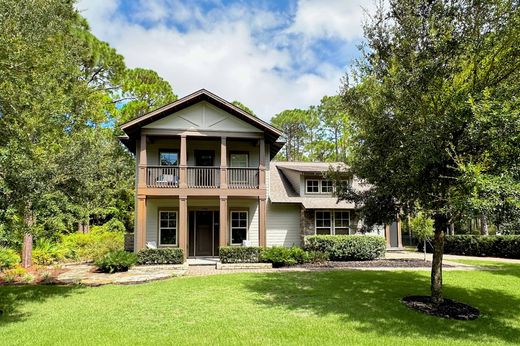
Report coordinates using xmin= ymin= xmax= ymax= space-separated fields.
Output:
xmin=189 ymin=211 xmax=220 ymax=257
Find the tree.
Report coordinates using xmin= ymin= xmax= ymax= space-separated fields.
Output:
xmin=410 ymin=213 xmax=434 ymax=261
xmin=338 ymin=0 xmax=520 ymax=304
xmin=270 ymin=109 xmax=314 ymax=161
xmin=231 ymin=101 xmax=256 ymax=116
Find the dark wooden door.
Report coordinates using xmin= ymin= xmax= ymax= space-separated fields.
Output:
xmin=195 ymin=211 xmax=213 ymax=256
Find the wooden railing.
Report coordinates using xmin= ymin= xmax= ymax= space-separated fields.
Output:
xmin=187 ymin=166 xmax=220 ymax=188
xmin=145 ymin=166 xmax=260 ymax=189
xmin=227 ymin=168 xmax=259 ymax=189
xmin=146 ymin=166 xmax=179 ymax=187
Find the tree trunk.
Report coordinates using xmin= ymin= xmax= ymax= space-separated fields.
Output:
xmin=21 ymin=208 xmax=35 ymax=268
xmin=431 ymin=215 xmax=446 ymax=305
xmin=449 ymin=223 xmax=455 ymax=236
xmin=423 ymin=239 xmax=427 ymax=261
xmin=480 ymin=214 xmax=489 ymax=235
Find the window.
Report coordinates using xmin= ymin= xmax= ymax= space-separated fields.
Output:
xmin=334 ymin=211 xmax=350 ymax=235
xmin=306 ymin=180 xmax=319 ymax=193
xmin=159 ymin=211 xmax=177 ymax=246
xmin=159 ymin=151 xmax=178 ymax=166
xmin=315 ymin=211 xmax=332 ymax=235
xmin=230 ymin=153 xmax=248 ymax=167
xmin=230 ymin=211 xmax=248 ymax=245
xmin=321 ymin=180 xmax=334 ymax=193
xmin=315 ymin=210 xmax=351 ymax=235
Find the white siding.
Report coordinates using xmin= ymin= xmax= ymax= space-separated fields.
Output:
xmin=266 ymin=202 xmax=301 ymax=247
xmin=145 ymin=198 xmax=180 ymax=245
xmin=229 ymin=199 xmax=259 ymax=246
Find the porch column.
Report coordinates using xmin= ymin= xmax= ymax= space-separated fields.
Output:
xmin=258 ymin=138 xmax=265 ymax=189
xmin=136 ymin=195 xmax=147 ymax=251
xmin=138 ymin=134 xmax=147 ymax=187
xmin=258 ymin=197 xmax=266 ymax=247
xmin=179 ymin=195 xmax=188 ymax=259
xmin=179 ymin=135 xmax=187 ymax=188
xmin=385 ymin=224 xmax=391 ymax=248
xmin=219 ymin=196 xmax=228 ymax=247
xmin=220 ymin=136 xmax=227 ymax=188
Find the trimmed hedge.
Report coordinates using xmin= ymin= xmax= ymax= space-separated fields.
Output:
xmin=418 ymin=235 xmax=520 ymax=259
xmin=259 ymin=246 xmax=328 ymax=268
xmin=137 ymin=248 xmax=184 ymax=265
xmin=219 ymin=246 xmax=261 ymax=263
xmin=304 ymin=235 xmax=386 ymax=261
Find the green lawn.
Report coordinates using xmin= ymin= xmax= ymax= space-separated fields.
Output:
xmin=1 ymin=265 xmax=520 ymax=345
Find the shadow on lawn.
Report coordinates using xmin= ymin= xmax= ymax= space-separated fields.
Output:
xmin=244 ymin=270 xmax=520 ymax=344
xmin=0 ymin=285 xmax=85 ymax=325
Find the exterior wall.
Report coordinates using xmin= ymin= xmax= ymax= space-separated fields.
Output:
xmin=266 ymin=202 xmax=301 ymax=247
xmin=144 ymin=197 xmax=259 ymax=248
xmin=142 ymin=101 xmax=263 ymax=133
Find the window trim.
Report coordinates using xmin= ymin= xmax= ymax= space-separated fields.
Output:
xmin=158 ymin=209 xmax=178 ymax=247
xmin=159 ymin=149 xmax=179 ymax=166
xmin=229 ymin=210 xmax=249 ymax=245
xmin=306 ymin=179 xmax=320 ymax=194
xmin=321 ymin=180 xmax=334 ymax=193
xmin=333 ymin=210 xmax=351 ymax=235
xmin=314 ymin=210 xmax=351 ymax=235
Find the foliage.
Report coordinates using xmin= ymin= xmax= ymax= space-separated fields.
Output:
xmin=0 ymin=247 xmax=21 ymax=269
xmin=32 ymin=239 xmax=66 ymax=265
xmin=418 ymin=235 xmax=520 ymax=259
xmin=259 ymin=246 xmax=327 ymax=268
xmin=1 ymin=266 xmax=28 ymax=283
xmin=61 ymin=228 xmax=124 ymax=262
xmin=137 ymin=248 xmax=184 ymax=265
xmin=231 ymin=101 xmax=256 ymax=116
xmin=337 ymin=0 xmax=520 ymax=302
xmin=95 ymin=250 xmax=137 ymax=273
xmin=304 ymin=235 xmax=386 ymax=261
xmin=409 ymin=213 xmax=434 ymax=242
xmin=219 ymin=246 xmax=261 ymax=264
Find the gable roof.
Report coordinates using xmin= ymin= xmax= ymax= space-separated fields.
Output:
xmin=120 ymin=89 xmax=282 ymax=140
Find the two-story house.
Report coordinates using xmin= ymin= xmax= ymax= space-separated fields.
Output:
xmin=119 ymin=89 xmax=402 ymax=257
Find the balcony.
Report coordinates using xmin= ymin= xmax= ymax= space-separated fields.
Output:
xmin=145 ymin=166 xmax=259 ymax=189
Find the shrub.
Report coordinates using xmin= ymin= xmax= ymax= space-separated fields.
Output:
xmin=61 ymin=228 xmax=124 ymax=262
xmin=0 ymin=247 xmax=21 ymax=269
xmin=219 ymin=246 xmax=261 ymax=263
xmin=95 ymin=251 xmax=137 ymax=273
xmin=418 ymin=235 xmax=520 ymax=258
xmin=304 ymin=235 xmax=386 ymax=261
xmin=137 ymin=248 xmax=184 ymax=265
xmin=259 ymin=246 xmax=329 ymax=268
xmin=2 ymin=266 xmax=27 ymax=283
xmin=32 ymin=239 xmax=66 ymax=265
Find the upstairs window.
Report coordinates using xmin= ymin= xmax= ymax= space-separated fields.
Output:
xmin=321 ymin=180 xmax=334 ymax=193
xmin=306 ymin=180 xmax=319 ymax=193
xmin=230 ymin=153 xmax=249 ymax=167
xmin=159 ymin=151 xmax=178 ymax=166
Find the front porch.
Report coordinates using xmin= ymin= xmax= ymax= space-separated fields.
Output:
xmin=134 ymin=196 xmax=267 ymax=255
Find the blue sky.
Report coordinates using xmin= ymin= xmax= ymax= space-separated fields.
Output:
xmin=78 ymin=0 xmax=374 ymax=119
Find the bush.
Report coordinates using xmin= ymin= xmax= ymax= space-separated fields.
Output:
xmin=0 ymin=247 xmax=21 ymax=269
xmin=61 ymin=228 xmax=124 ymax=262
xmin=219 ymin=246 xmax=261 ymax=263
xmin=2 ymin=266 xmax=28 ymax=283
xmin=304 ymin=235 xmax=386 ymax=261
xmin=32 ymin=239 xmax=66 ymax=265
xmin=259 ymin=246 xmax=329 ymax=268
xmin=95 ymin=251 xmax=137 ymax=273
xmin=137 ymin=248 xmax=184 ymax=265
xmin=418 ymin=235 xmax=520 ymax=258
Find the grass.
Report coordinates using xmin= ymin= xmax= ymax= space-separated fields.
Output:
xmin=1 ymin=266 xmax=520 ymax=345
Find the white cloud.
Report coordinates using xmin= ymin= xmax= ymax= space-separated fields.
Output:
xmin=288 ymin=0 xmax=376 ymax=40
xmin=76 ymin=0 xmax=364 ymax=119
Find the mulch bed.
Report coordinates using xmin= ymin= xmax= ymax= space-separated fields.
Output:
xmin=298 ymin=259 xmax=451 ymax=268
xmin=402 ymin=295 xmax=480 ymax=320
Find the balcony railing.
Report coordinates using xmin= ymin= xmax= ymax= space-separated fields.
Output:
xmin=187 ymin=166 xmax=220 ymax=188
xmin=228 ymin=167 xmax=259 ymax=189
xmin=145 ymin=166 xmax=260 ymax=189
xmin=146 ymin=166 xmax=180 ymax=188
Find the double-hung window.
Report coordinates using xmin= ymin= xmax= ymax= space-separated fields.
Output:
xmin=321 ymin=180 xmax=334 ymax=193
xmin=159 ymin=210 xmax=177 ymax=246
xmin=315 ymin=210 xmax=351 ymax=235
xmin=306 ymin=180 xmax=319 ymax=193
xmin=230 ymin=211 xmax=248 ymax=245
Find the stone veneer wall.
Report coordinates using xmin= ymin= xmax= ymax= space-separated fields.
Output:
xmin=300 ymin=206 xmax=315 ymax=244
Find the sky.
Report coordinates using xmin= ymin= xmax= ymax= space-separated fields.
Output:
xmin=77 ymin=0 xmax=375 ymax=120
